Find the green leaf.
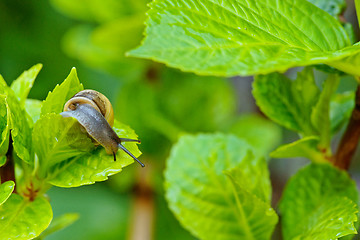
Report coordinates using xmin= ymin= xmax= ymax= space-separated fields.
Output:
xmin=165 ymin=134 xmax=277 ymax=240
xmin=253 ymin=72 xmax=314 ymax=134
xmin=92 ymin=15 xmax=146 ymax=54
xmin=0 ymin=95 xmax=10 ymax=157
xmin=33 ymin=113 xmax=95 ymax=178
xmin=0 ymin=75 xmax=8 ymax=92
xmin=129 ymin=0 xmax=356 ymax=76
xmin=0 ymin=75 xmax=32 ymax=162
xmin=344 ymin=22 xmax=356 ymax=45
xmin=307 ymin=0 xmax=346 ymax=18
xmin=25 ymin=98 xmax=43 ymax=124
xmin=47 ymin=120 xmax=141 ymax=187
xmin=38 ymin=213 xmax=79 ymax=238
xmin=228 ymin=114 xmax=282 ymax=155
xmin=41 ymin=67 xmax=83 ymax=116
xmin=0 ymin=194 xmax=53 ymax=240
xmin=270 ymin=136 xmax=327 ymax=163
xmin=6 ymin=89 xmax=33 ymax=163
xmin=279 ymin=163 xmax=359 ymax=240
xmin=292 ymin=67 xmax=320 ymax=120
xmin=330 ymin=91 xmax=354 ymax=133
xmin=10 ymin=64 xmax=42 ymax=107
xmin=225 ymin=152 xmax=272 ymax=203
xmin=225 ymin=168 xmax=278 ymax=240
xmin=0 ymin=181 xmax=15 ymax=205
xmin=155 ymin=194 xmax=198 ymax=240
xmin=327 ymin=47 xmax=360 ymax=76
xmin=311 ymin=74 xmax=339 ymax=148
xmin=356 ymin=0 xmax=360 ymax=30
xmin=0 ymin=156 xmax=6 ymax=167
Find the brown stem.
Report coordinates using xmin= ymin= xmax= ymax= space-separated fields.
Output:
xmin=128 ymin=164 xmax=154 ymax=240
xmin=0 ymin=135 xmax=16 ymax=192
xmin=334 ymin=86 xmax=360 ymax=170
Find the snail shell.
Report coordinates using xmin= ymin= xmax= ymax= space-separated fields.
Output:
xmin=61 ymin=89 xmax=144 ymax=167
xmin=63 ymin=89 xmax=114 ymax=127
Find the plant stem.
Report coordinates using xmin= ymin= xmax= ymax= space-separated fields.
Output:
xmin=334 ymin=85 xmax=360 ymax=170
xmin=0 ymin=136 xmax=16 ymax=192
xmin=355 ymin=0 xmax=360 ymax=30
xmin=128 ymin=164 xmax=154 ymax=240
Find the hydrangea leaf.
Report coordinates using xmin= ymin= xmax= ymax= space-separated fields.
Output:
xmin=0 ymin=194 xmax=53 ymax=240
xmin=307 ymin=0 xmax=346 ymax=18
xmin=270 ymin=136 xmax=326 ymax=163
xmin=41 ymin=67 xmax=83 ymax=116
xmin=0 ymin=156 xmax=6 ymax=167
xmin=6 ymin=89 xmax=33 ymax=163
xmin=10 ymin=64 xmax=42 ymax=107
xmin=0 ymin=95 xmax=9 ymax=157
xmin=0 ymin=75 xmax=32 ymax=163
xmin=279 ymin=164 xmax=359 ymax=240
xmin=327 ymin=49 xmax=360 ymax=76
xmin=311 ymin=74 xmax=339 ymax=148
xmin=253 ymin=72 xmax=315 ymax=134
xmin=25 ymin=99 xmax=43 ymax=124
xmin=253 ymin=69 xmax=345 ymax=146
xmin=330 ymin=91 xmax=354 ymax=133
xmin=47 ymin=120 xmax=141 ymax=187
xmin=129 ymin=0 xmax=358 ymax=76
xmin=165 ymin=134 xmax=277 ymax=240
xmin=38 ymin=213 xmax=79 ymax=239
xmin=0 ymin=181 xmax=15 ymax=205
xmin=32 ymin=113 xmax=95 ymax=178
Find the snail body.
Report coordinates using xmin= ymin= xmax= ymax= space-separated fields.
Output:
xmin=61 ymin=90 xmax=144 ymax=167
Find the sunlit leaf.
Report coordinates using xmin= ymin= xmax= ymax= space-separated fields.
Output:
xmin=33 ymin=113 xmax=94 ymax=178
xmin=41 ymin=67 xmax=83 ymax=116
xmin=25 ymin=99 xmax=43 ymax=124
xmin=311 ymin=74 xmax=339 ymax=148
xmin=307 ymin=0 xmax=346 ymax=18
xmin=270 ymin=136 xmax=326 ymax=163
xmin=0 ymin=95 xmax=9 ymax=157
xmin=327 ymin=48 xmax=360 ymax=76
xmin=10 ymin=64 xmax=42 ymax=107
xmin=280 ymin=164 xmax=359 ymax=240
xmin=0 ymin=156 xmax=5 ymax=167
xmin=0 ymin=181 xmax=15 ymax=205
xmin=165 ymin=134 xmax=277 ymax=240
xmin=330 ymin=91 xmax=354 ymax=133
xmin=129 ymin=0 xmax=356 ymax=76
xmin=47 ymin=120 xmax=141 ymax=187
xmin=0 ymin=194 xmax=53 ymax=240
xmin=6 ymin=89 xmax=33 ymax=163
xmin=253 ymin=72 xmax=314 ymax=134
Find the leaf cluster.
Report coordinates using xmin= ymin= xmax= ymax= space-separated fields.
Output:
xmin=131 ymin=0 xmax=360 ymax=239
xmin=165 ymin=134 xmax=358 ymax=240
xmin=0 ymin=65 xmax=141 ymax=239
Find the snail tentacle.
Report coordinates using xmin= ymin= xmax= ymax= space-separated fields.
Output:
xmin=118 ymin=143 xmax=145 ymax=167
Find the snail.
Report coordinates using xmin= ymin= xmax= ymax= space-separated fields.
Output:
xmin=60 ymin=89 xmax=144 ymax=167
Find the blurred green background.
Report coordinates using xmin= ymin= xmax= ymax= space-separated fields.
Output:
xmin=0 ymin=0 xmax=359 ymax=239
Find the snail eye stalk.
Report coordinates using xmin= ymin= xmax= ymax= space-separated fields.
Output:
xmin=118 ymin=143 xmax=145 ymax=167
